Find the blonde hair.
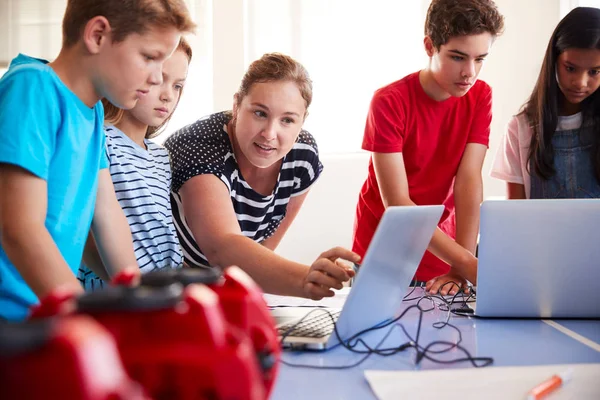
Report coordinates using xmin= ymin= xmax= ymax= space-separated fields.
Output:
xmin=62 ymin=0 xmax=196 ymax=48
xmin=235 ymin=53 xmax=313 ymax=113
xmin=103 ymin=37 xmax=193 ymax=139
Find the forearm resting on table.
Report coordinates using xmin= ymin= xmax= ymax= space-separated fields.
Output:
xmin=381 ymin=195 xmax=476 ymax=282
xmin=427 ymin=228 xmax=476 ymax=283
xmin=454 ymin=174 xmax=482 ymax=255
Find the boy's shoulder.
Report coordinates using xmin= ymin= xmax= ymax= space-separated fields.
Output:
xmin=470 ymin=79 xmax=492 ymax=97
xmin=373 ymin=71 xmax=420 ymax=100
xmin=1 ymin=54 xmax=55 ymax=85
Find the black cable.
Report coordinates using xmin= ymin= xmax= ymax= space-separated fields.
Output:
xmin=280 ymin=284 xmax=493 ymax=370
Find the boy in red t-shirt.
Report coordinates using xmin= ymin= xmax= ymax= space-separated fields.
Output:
xmin=353 ymin=0 xmax=504 ymax=295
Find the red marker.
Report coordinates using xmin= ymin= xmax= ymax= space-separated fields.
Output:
xmin=527 ymin=368 xmax=573 ymax=400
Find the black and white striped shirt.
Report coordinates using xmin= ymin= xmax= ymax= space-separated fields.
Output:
xmin=165 ymin=112 xmax=323 ymax=268
xmin=78 ymin=126 xmax=183 ymax=290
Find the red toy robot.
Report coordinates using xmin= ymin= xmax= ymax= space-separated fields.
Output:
xmin=0 ymin=315 xmax=147 ymax=400
xmin=30 ymin=266 xmax=279 ymax=400
xmin=139 ymin=266 xmax=281 ymax=395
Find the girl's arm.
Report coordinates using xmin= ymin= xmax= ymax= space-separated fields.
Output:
xmin=260 ymin=192 xmax=308 ymax=251
xmin=81 ymin=231 xmax=110 ymax=281
xmin=180 ymin=174 xmax=358 ymax=299
xmin=90 ymin=169 xmax=139 ymax=280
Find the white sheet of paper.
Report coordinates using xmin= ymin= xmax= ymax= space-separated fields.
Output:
xmin=264 ymin=287 xmax=351 ymax=309
xmin=365 ymin=364 xmax=600 ymax=400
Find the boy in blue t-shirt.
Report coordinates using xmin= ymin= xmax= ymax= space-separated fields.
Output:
xmin=0 ymin=0 xmax=195 ymax=321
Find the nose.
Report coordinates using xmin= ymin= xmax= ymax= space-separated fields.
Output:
xmin=148 ymin=65 xmax=163 ymax=86
xmin=462 ymin=60 xmax=476 ymax=79
xmin=160 ymin=86 xmax=174 ymax=103
xmin=572 ymin=73 xmax=588 ymax=90
xmin=261 ymin=120 xmax=277 ymax=141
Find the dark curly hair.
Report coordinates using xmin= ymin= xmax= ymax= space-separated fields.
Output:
xmin=425 ymin=0 xmax=504 ymax=49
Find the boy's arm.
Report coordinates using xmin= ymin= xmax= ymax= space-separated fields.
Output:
xmin=425 ymin=144 xmax=486 ymax=294
xmin=454 ymin=143 xmax=487 ymax=255
xmin=507 ymin=183 xmax=526 ymax=199
xmin=0 ymin=164 xmax=83 ymax=298
xmin=372 ymin=152 xmax=477 ymax=293
xmin=90 ymin=169 xmax=139 ymax=279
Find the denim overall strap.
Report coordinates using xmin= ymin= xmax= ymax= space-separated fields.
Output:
xmin=530 ymin=122 xmax=600 ymax=199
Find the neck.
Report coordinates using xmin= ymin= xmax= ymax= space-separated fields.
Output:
xmin=48 ymin=46 xmax=100 ymax=108
xmin=116 ymin=113 xmax=149 ymax=149
xmin=419 ymin=68 xmax=451 ymax=102
xmin=559 ymin=97 xmax=582 ymax=117
xmin=227 ymin=120 xmax=279 ymax=193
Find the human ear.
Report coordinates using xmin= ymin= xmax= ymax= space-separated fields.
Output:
xmin=424 ymin=36 xmax=436 ymax=58
xmin=82 ymin=16 xmax=112 ymax=55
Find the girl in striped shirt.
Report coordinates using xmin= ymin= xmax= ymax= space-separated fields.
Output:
xmin=166 ymin=53 xmax=360 ymax=300
xmin=78 ymin=38 xmax=192 ymax=290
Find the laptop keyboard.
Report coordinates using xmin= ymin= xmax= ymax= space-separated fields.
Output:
xmin=277 ymin=310 xmax=341 ymax=338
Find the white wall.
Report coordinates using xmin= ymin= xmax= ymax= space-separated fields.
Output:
xmin=275 ymin=0 xmax=562 ymax=264
xmin=0 ymin=0 xmax=568 ymax=266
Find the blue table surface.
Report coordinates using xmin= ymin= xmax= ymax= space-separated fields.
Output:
xmin=270 ymin=288 xmax=600 ymax=400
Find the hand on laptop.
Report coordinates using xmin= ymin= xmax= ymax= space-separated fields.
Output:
xmin=302 ymin=247 xmax=360 ymax=300
xmin=425 ymin=271 xmax=469 ymax=296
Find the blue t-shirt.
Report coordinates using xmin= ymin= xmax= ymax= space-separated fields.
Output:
xmin=0 ymin=54 xmax=108 ymax=321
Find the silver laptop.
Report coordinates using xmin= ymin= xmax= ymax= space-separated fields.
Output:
xmin=275 ymin=205 xmax=444 ymax=350
xmin=471 ymin=199 xmax=600 ymax=318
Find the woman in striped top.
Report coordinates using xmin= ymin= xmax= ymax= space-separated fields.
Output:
xmin=166 ymin=53 xmax=360 ymax=300
xmin=78 ymin=38 xmax=192 ymax=290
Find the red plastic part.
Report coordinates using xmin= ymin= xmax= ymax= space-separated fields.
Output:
xmin=0 ymin=316 xmax=148 ymax=400
xmin=28 ymin=266 xmax=280 ymax=400
xmin=209 ymin=266 xmax=281 ymax=396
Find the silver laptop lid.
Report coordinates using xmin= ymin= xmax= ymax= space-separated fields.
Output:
xmin=476 ymin=199 xmax=600 ymax=318
xmin=327 ymin=205 xmax=444 ymax=347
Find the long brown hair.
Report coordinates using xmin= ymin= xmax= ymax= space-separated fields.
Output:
xmin=102 ymin=37 xmax=192 ymax=139
xmin=524 ymin=7 xmax=600 ymax=181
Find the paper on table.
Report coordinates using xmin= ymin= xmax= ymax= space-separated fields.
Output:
xmin=264 ymin=287 xmax=351 ymax=309
xmin=365 ymin=364 xmax=600 ymax=400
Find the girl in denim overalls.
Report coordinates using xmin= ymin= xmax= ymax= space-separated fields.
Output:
xmin=491 ymin=7 xmax=600 ymax=199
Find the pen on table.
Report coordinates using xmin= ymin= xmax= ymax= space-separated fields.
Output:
xmin=526 ymin=368 xmax=573 ymax=400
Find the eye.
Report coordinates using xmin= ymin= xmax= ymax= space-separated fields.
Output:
xmin=565 ymin=65 xmax=575 ymax=72
xmin=589 ymin=69 xmax=600 ymax=77
xmin=174 ymin=83 xmax=184 ymax=91
xmin=254 ymin=110 xmax=267 ymax=118
xmin=451 ymin=55 xmax=463 ymax=61
xmin=475 ymin=58 xmax=485 ymax=63
xmin=282 ymin=117 xmax=295 ymax=125
xmin=143 ymin=54 xmax=156 ymax=62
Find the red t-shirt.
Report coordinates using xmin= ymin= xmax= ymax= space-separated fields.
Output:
xmin=352 ymin=71 xmax=492 ymax=281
